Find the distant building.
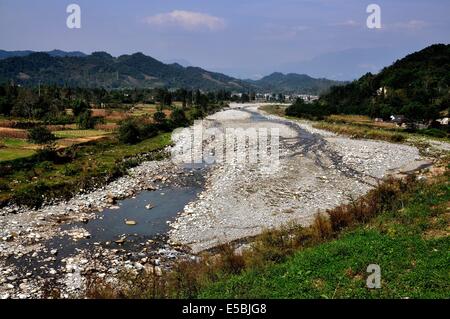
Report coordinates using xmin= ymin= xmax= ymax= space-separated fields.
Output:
xmin=390 ymin=115 xmax=407 ymax=124
xmin=437 ymin=117 xmax=449 ymax=125
xmin=377 ymin=87 xmax=388 ymax=96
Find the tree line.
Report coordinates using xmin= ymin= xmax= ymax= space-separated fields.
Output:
xmin=0 ymin=84 xmax=251 ymax=122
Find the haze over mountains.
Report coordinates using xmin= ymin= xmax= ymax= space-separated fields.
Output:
xmin=0 ymin=50 xmax=343 ymax=94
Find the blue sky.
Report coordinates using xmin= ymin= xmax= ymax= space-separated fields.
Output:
xmin=0 ymin=0 xmax=449 ymax=80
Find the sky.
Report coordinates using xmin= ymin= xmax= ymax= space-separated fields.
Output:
xmin=0 ymin=0 xmax=449 ymax=80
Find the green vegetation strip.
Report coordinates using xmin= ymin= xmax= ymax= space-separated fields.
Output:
xmin=53 ymin=129 xmax=110 ymax=139
xmin=0 ymin=133 xmax=171 ymax=207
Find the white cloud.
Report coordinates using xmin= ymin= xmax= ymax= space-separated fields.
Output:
xmin=144 ymin=10 xmax=226 ymax=31
xmin=332 ymin=20 xmax=361 ymax=27
xmin=393 ymin=20 xmax=428 ymax=30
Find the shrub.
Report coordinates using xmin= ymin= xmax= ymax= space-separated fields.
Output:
xmin=170 ymin=108 xmax=189 ymax=128
xmin=118 ymin=119 xmax=141 ymax=144
xmin=188 ymin=107 xmax=204 ymax=121
xmin=62 ymin=163 xmax=79 ymax=176
xmin=77 ymin=110 xmax=104 ymax=129
xmin=118 ymin=118 xmax=159 ymax=145
xmin=35 ymin=145 xmax=59 ymax=162
xmin=311 ymin=213 xmax=333 ymax=240
xmin=72 ymin=100 xmax=90 ymax=117
xmin=286 ymin=99 xmax=328 ymax=120
xmin=153 ymin=111 xmax=166 ymax=124
xmin=140 ymin=123 xmax=158 ymax=139
xmin=28 ymin=126 xmax=56 ymax=144
xmin=13 ymin=181 xmax=50 ymax=208
xmin=328 ymin=206 xmax=354 ymax=232
xmin=215 ymin=244 xmax=246 ymax=275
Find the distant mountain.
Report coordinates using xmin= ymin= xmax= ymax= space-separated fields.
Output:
xmin=0 ymin=50 xmax=340 ymax=93
xmin=247 ymin=72 xmax=344 ymax=95
xmin=0 ymin=50 xmax=34 ymax=60
xmin=0 ymin=51 xmax=254 ymax=91
xmin=0 ymin=50 xmax=86 ymax=60
xmin=320 ymin=44 xmax=450 ymax=120
xmin=278 ymin=47 xmax=416 ymax=81
xmin=162 ymin=58 xmax=192 ymax=67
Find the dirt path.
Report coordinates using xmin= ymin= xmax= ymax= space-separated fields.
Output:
xmin=168 ymin=103 xmax=425 ymax=253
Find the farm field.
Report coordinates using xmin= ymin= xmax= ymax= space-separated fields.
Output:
xmin=0 ymin=129 xmax=113 ymax=162
xmin=0 ymin=104 xmax=173 ymax=162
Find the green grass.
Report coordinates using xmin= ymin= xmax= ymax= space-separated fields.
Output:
xmin=53 ymin=129 xmax=110 ymax=139
xmin=313 ymin=122 xmax=407 ymax=143
xmin=1 ymin=138 xmax=32 ymax=148
xmin=0 ymin=138 xmax=36 ymax=162
xmin=199 ymin=177 xmax=450 ymax=299
xmin=0 ymin=147 xmax=35 ymax=162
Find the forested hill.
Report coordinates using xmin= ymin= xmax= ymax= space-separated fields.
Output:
xmin=248 ymin=72 xmax=343 ymax=95
xmin=318 ymin=44 xmax=450 ymax=120
xmin=0 ymin=51 xmax=254 ymax=91
xmin=0 ymin=50 xmax=341 ymax=94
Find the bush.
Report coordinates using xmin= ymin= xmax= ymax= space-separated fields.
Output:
xmin=118 ymin=118 xmax=159 ymax=145
xmin=35 ymin=145 xmax=59 ymax=162
xmin=153 ymin=111 xmax=166 ymax=124
xmin=14 ymin=181 xmax=50 ymax=208
xmin=118 ymin=119 xmax=141 ymax=144
xmin=285 ymin=99 xmax=328 ymax=120
xmin=72 ymin=99 xmax=90 ymax=117
xmin=28 ymin=126 xmax=56 ymax=144
xmin=170 ymin=108 xmax=189 ymax=128
xmin=77 ymin=110 xmax=104 ymax=129
xmin=188 ymin=107 xmax=204 ymax=121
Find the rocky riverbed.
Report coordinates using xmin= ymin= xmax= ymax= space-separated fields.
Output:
xmin=0 ymin=159 xmax=204 ymax=298
xmin=0 ymin=103 xmax=438 ymax=298
xmin=168 ymin=104 xmax=429 ymax=252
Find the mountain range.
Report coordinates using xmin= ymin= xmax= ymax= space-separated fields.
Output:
xmin=248 ymin=72 xmax=343 ymax=95
xmin=0 ymin=50 xmax=87 ymax=60
xmin=0 ymin=50 xmax=342 ymax=94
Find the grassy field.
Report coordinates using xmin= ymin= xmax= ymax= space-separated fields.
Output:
xmin=198 ymin=173 xmax=449 ymax=299
xmin=130 ymin=104 xmax=173 ymax=118
xmin=0 ymin=146 xmax=35 ymax=162
xmin=260 ymin=105 xmax=450 ymax=144
xmin=0 ymin=129 xmax=114 ymax=162
xmin=0 ymin=138 xmax=36 ymax=161
xmin=53 ymin=129 xmax=110 ymax=139
xmin=312 ymin=122 xmax=406 ymax=143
